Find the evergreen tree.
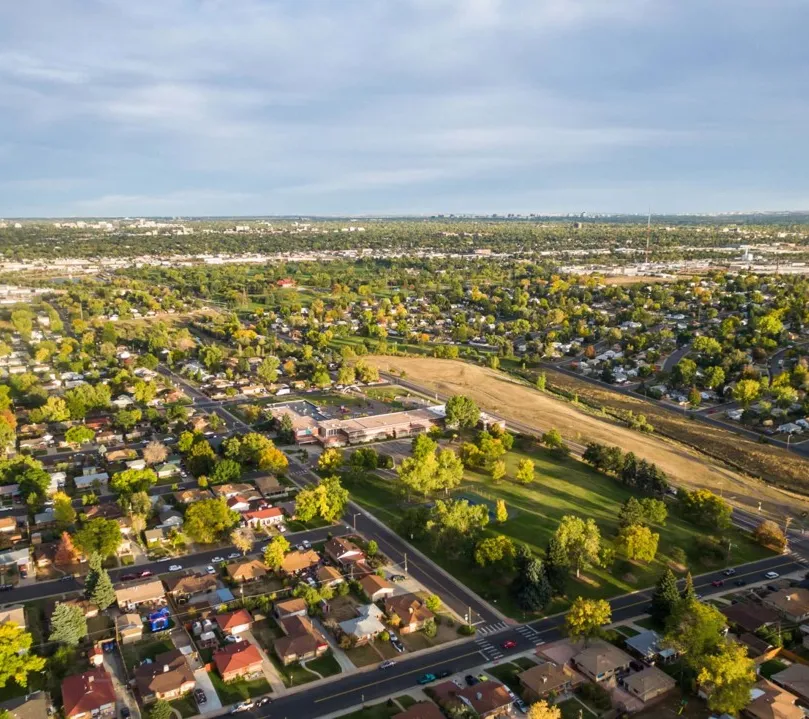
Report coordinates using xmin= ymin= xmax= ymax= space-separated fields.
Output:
xmin=514 ymin=558 xmax=553 ymax=612
xmin=682 ymin=571 xmax=697 ymax=601
xmin=84 ymin=553 xmax=103 ymax=597
xmin=650 ymin=568 xmax=681 ymax=625
xmin=544 ymin=536 xmax=569 ymax=595
xmin=90 ymin=565 xmax=116 ymax=610
xmin=49 ymin=603 xmax=87 ymax=646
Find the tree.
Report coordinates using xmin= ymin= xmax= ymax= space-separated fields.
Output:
xmin=114 ymin=408 xmax=142 ymax=432
xmin=650 ymin=568 xmax=681 ymax=625
xmin=536 ymin=372 xmax=547 ymax=391
xmin=425 ymin=594 xmax=442 ymax=612
xmin=544 ymin=535 xmax=570 ymax=594
xmin=318 ymin=448 xmax=344 ymax=472
xmin=565 ymin=597 xmax=611 ymax=644
xmin=445 ymin=395 xmax=480 ymax=429
xmin=474 ymin=535 xmax=516 ymax=568
xmin=541 ymin=428 xmax=569 ymax=456
xmin=422 ymin=617 xmax=437 ymax=638
xmin=671 ymin=358 xmax=697 ymax=387
xmin=110 ymin=468 xmax=157 ymax=495
xmin=512 ymin=548 xmax=552 ymax=612
xmin=264 ymin=535 xmax=290 ymax=571
xmin=210 ymin=458 xmax=242 ymax=485
xmin=88 ymin=560 xmax=116 ymax=610
xmin=142 ymin=441 xmax=168 ymax=466
xmin=515 ymin=458 xmax=535 ymax=484
xmin=495 ymin=499 xmax=508 ymax=523
xmin=0 ymin=622 xmax=45 ymax=688
xmin=53 ymin=491 xmax=77 ymax=526
xmin=665 ymin=598 xmax=727 ymax=671
xmin=257 ymin=444 xmax=288 ymax=474
xmin=732 ymin=378 xmax=761 ymax=407
xmin=553 ymin=515 xmax=601 ymax=578
xmin=74 ymin=518 xmax=122 ymax=558
xmin=412 ymin=434 xmax=438 ymax=461
xmin=526 ymin=701 xmax=561 ymax=719
xmin=65 ymin=425 xmax=95 ymax=446
xmin=30 ymin=396 xmax=70 ymax=423
xmin=367 ymin=540 xmax=378 ymax=557
xmin=49 ymin=603 xmax=87 ymax=646
xmin=54 ymin=531 xmax=81 ymax=566
xmin=697 ymin=641 xmax=756 ymax=715
xmin=231 ymin=527 xmax=255 ymax=555
xmin=639 ymin=497 xmax=667 ymax=525
xmin=491 ymin=460 xmax=506 ymax=483
xmin=186 ymin=439 xmax=217 ymax=476
xmin=618 ymin=497 xmax=645 ymax=528
xmin=682 ymin=571 xmax=697 ymax=601
xmin=753 ymin=520 xmax=787 ymax=552
xmin=148 ymin=701 xmax=174 ymax=719
xmin=435 ymin=449 xmax=464 ymax=493
xmin=128 ymin=491 xmax=153 ymax=518
xmin=426 ymin=499 xmax=489 ymax=557
xmin=257 ymin=356 xmax=280 ymax=385
xmin=617 ymin=524 xmax=659 ymax=563
xmin=183 ymin=498 xmax=240 ymax=544
xmin=277 ymin=413 xmax=295 ymax=444
xmin=678 ymin=489 xmax=731 ymax=530
xmin=688 ymin=386 xmax=702 ymax=408
xmin=337 ymin=365 xmax=356 ymax=385
xmin=354 ymin=360 xmax=379 ymax=383
xmin=397 ymin=453 xmax=440 ymax=498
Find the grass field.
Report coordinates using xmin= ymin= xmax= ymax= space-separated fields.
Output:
xmin=346 ymin=440 xmax=772 ymax=618
xmin=207 ymin=672 xmax=272 ymax=703
xmin=306 ymin=651 xmax=342 ymax=677
xmin=364 ymin=355 xmax=809 ymax=518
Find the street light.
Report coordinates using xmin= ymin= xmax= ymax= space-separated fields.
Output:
xmin=352 ymin=512 xmax=361 ymax=531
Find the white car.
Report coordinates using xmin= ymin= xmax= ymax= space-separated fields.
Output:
xmin=206 ymin=565 xmax=215 ymax=575
xmin=225 ymin=635 xmax=240 ymax=643
xmin=764 ymin=571 xmax=780 ymax=580
xmin=227 ymin=552 xmax=240 ymax=560
xmin=380 ymin=660 xmax=396 ymax=669
xmin=212 ymin=556 xmax=224 ymax=563
xmin=168 ymin=564 xmax=183 ymax=572
xmin=302 ymin=540 xmax=311 ymax=549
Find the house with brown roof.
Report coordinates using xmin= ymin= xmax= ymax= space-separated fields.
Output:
xmin=317 ymin=565 xmax=345 ymax=587
xmin=213 ymin=483 xmax=261 ymax=501
xmin=227 ymin=558 xmax=268 ymax=583
xmin=275 ymin=615 xmax=329 ymax=665
xmin=280 ymin=549 xmax=320 ymax=575
xmin=115 ymin=578 xmax=165 ymax=611
xmin=622 ymin=666 xmax=676 ymax=704
xmin=62 ymin=667 xmax=116 ymax=719
xmin=116 ymin=613 xmax=144 ymax=644
xmin=518 ymin=662 xmax=580 ymax=703
xmin=214 ymin=640 xmax=265 ymax=682
xmin=744 ymin=679 xmax=804 ymax=719
xmin=164 ymin=572 xmax=218 ymax=599
xmin=325 ymin=537 xmax=366 ymax=568
xmin=384 ymin=593 xmax=435 ymax=634
xmin=275 ymin=598 xmax=308 ymax=620
xmin=394 ymin=703 xmax=445 ymax=719
xmin=173 ymin=488 xmax=212 ymax=504
xmin=721 ymin=604 xmax=781 ymax=633
xmin=572 ymin=639 xmax=633 ymax=684
xmin=216 ymin=609 xmax=254 ymax=636
xmin=0 ymin=691 xmax=49 ymax=719
xmin=360 ymin=573 xmax=395 ymax=602
xmin=457 ymin=680 xmax=514 ymax=718
xmin=134 ymin=649 xmax=196 ymax=704
xmin=254 ymin=475 xmax=289 ymax=499
xmin=763 ymin=589 xmax=809 ymax=623
xmin=771 ymin=664 xmax=809 ymax=703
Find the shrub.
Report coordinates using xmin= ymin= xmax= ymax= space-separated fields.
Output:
xmin=458 ymin=624 xmax=476 ymax=636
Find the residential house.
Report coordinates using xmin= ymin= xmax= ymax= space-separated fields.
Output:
xmin=624 ymin=630 xmax=677 ymax=664
xmin=61 ymin=667 xmax=116 ymax=719
xmin=384 ymin=593 xmax=435 ymax=634
xmin=214 ymin=640 xmax=265 ymax=682
xmin=0 ymin=547 xmax=30 ymax=575
xmin=74 ymin=468 xmax=109 ymax=491
xmin=134 ymin=649 xmax=196 ymax=704
xmin=0 ymin=516 xmax=18 ymax=536
xmin=393 ymin=703 xmax=445 ymax=719
xmin=457 ymin=680 xmax=514 ymax=718
xmin=157 ymin=508 xmax=183 ymax=528
xmin=216 ymin=609 xmax=254 ymax=636
xmin=144 ymin=527 xmax=171 ymax=547
xmin=115 ymin=613 xmax=144 ymax=644
xmin=763 ymin=588 xmax=809 ymax=623
xmin=316 ymin=565 xmax=345 ymax=587
xmin=360 ymin=574 xmax=394 ymax=602
xmin=280 ymin=549 xmax=321 ymax=575
xmin=571 ymin=639 xmax=633 ymax=684
xmin=275 ymin=615 xmax=329 ymax=665
xmin=622 ymin=667 xmax=676 ymax=704
xmin=213 ymin=483 xmax=261 ymax=501
xmin=115 ymin=578 xmax=165 ymax=611
xmin=770 ymin=664 xmax=809 ymax=704
xmin=173 ymin=488 xmax=212 ymax=504
xmin=0 ymin=691 xmax=49 ymax=719
xmin=227 ymin=495 xmax=252 ymax=513
xmin=253 ymin=475 xmax=289 ymax=499
xmin=242 ymin=506 xmax=284 ymax=529
xmin=275 ymin=598 xmax=308 ymax=620
xmin=0 ymin=605 xmax=26 ymax=628
xmin=227 ymin=559 xmax=268 ymax=583
xmin=518 ymin=662 xmax=579 ymax=703
xmin=339 ymin=604 xmax=386 ymax=645
xmin=164 ymin=572 xmax=218 ymax=601
xmin=325 ymin=537 xmax=366 ymax=570
xmin=721 ymin=604 xmax=781 ymax=633
xmin=744 ymin=679 xmax=803 ymax=719
xmin=155 ymin=463 xmax=179 ymax=480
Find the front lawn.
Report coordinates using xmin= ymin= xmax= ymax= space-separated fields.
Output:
xmin=170 ymin=695 xmax=199 ymax=718
xmin=267 ymin=653 xmax=318 ymax=687
xmin=759 ymin=659 xmax=789 ymax=679
xmin=336 ymin=700 xmax=402 ymax=719
xmin=207 ymin=672 xmax=272 ymax=704
xmin=487 ymin=662 xmax=525 ymax=693
xmin=121 ymin=637 xmax=176 ymax=671
xmin=345 ymin=642 xmax=384 ymax=667
xmin=345 ymin=439 xmax=773 ymax=618
xmin=306 ymin=651 xmax=342 ymax=677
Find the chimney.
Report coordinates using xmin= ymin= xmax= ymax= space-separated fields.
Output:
xmin=476 ymin=692 xmax=483 ymax=701
xmin=542 ymin=676 xmax=548 ymax=684
xmin=87 ymin=675 xmax=94 ymax=684
xmin=163 ymin=665 xmax=170 ymax=673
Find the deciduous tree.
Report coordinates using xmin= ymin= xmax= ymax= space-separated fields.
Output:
xmin=183 ymin=498 xmax=240 ymax=544
xmin=74 ymin=518 xmax=122 ymax=558
xmin=527 ymin=701 xmax=561 ymax=719
xmin=263 ymin=535 xmax=290 ymax=571
xmin=553 ymin=515 xmax=601 ymax=578
xmin=565 ymin=597 xmax=611 ymax=644
xmin=445 ymin=395 xmax=480 ymax=429
xmin=617 ymin=524 xmax=659 ymax=563
xmin=697 ymin=641 xmax=756 ymax=715
xmin=0 ymin=622 xmax=45 ymax=688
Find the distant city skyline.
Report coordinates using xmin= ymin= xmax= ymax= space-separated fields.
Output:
xmin=1 ymin=1 xmax=807 ymax=217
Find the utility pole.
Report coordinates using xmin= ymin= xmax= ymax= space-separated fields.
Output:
xmin=403 ymin=553 xmax=408 ymax=573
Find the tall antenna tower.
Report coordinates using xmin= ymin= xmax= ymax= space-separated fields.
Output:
xmin=644 ymin=209 xmax=652 ymax=265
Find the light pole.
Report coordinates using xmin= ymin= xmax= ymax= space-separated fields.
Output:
xmin=352 ymin=512 xmax=361 ymax=532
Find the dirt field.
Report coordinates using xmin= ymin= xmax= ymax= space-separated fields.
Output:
xmin=589 ymin=275 xmax=676 ymax=285
xmin=364 ymin=356 xmax=809 ymax=518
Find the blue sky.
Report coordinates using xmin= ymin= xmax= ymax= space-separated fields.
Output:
xmin=0 ymin=0 xmax=807 ymax=217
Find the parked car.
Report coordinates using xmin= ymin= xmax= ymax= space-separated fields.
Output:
xmin=380 ymin=660 xmax=396 ymax=669
xmin=477 ymin=674 xmax=489 ymax=683
xmin=723 ymin=568 xmax=736 ymax=576
xmin=735 ymin=579 xmax=747 ymax=587
xmin=417 ymin=673 xmax=436 ymax=685
xmin=502 ymin=640 xmax=517 ymax=650
xmin=60 ymin=575 xmax=74 ymax=582
xmin=465 ymin=675 xmax=479 ymax=686
xmin=257 ymin=697 xmax=271 ymax=707
xmin=225 ymin=635 xmax=240 ymax=643
xmin=212 ymin=556 xmax=224 ymax=563
xmin=389 ymin=632 xmax=405 ymax=653
xmin=302 ymin=540 xmax=311 ymax=549
xmin=436 ymin=670 xmax=452 ymax=679
xmin=389 ymin=574 xmax=406 ymax=582
xmin=765 ymin=571 xmax=780 ymax=580
xmin=120 ymin=573 xmax=137 ymax=581
xmin=139 ymin=570 xmax=153 ymax=578
xmin=227 ymin=552 xmax=240 ymax=560
xmin=168 ymin=564 xmax=183 ymax=572
xmin=120 ymin=708 xmax=130 ymax=719
xmin=194 ymin=689 xmax=206 ymax=704
xmin=0 ymin=584 xmax=13 ymax=592
xmin=206 ymin=565 xmax=216 ymax=575
xmin=513 ymin=699 xmax=529 ymax=714
xmin=711 ymin=580 xmax=724 ymax=587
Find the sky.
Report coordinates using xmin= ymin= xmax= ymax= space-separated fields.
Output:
xmin=0 ymin=0 xmax=807 ymax=217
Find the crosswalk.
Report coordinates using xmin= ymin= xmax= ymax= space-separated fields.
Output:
xmin=475 ymin=635 xmax=503 ymax=661
xmin=515 ymin=623 xmax=545 ymax=646
xmin=476 ymin=621 xmax=508 ymax=636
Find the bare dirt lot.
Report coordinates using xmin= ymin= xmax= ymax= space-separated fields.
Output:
xmin=365 ymin=356 xmax=809 ymax=518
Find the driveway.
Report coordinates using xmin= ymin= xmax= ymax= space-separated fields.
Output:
xmin=241 ymin=630 xmax=286 ymax=694
xmin=193 ymin=668 xmax=223 ymax=714
xmin=312 ymin=617 xmax=355 ymax=672
xmin=103 ymin=650 xmax=141 ymax=719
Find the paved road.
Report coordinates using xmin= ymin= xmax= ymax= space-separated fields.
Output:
xmin=244 ymin=553 xmax=802 ymax=719
xmin=662 ymin=343 xmax=692 ymax=373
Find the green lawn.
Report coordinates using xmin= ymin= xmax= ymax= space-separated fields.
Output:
xmin=306 ymin=651 xmax=342 ymax=677
xmin=759 ymin=659 xmax=789 ymax=679
xmin=395 ymin=696 xmax=418 ymax=710
xmin=335 ymin=700 xmax=403 ymax=719
xmin=612 ymin=625 xmax=641 ymax=637
xmin=267 ymin=653 xmax=318 ymax=687
xmin=634 ymin=616 xmax=659 ymax=630
xmin=170 ymin=695 xmax=199 ymax=718
xmin=487 ymin=662 xmax=525 ymax=693
xmin=345 ymin=441 xmax=773 ymax=618
xmin=207 ymin=672 xmax=272 ymax=704
xmin=121 ymin=637 xmax=176 ymax=671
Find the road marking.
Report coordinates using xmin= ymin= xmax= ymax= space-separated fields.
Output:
xmin=313 ymin=649 xmax=484 ymax=703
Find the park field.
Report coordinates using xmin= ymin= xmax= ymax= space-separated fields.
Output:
xmin=346 ymin=440 xmax=772 ymax=619
xmin=363 ymin=355 xmax=809 ymax=518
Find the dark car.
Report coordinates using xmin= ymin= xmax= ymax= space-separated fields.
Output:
xmin=390 ymin=574 xmax=407 ymax=582
xmin=120 ymin=573 xmax=137 ymax=581
xmin=0 ymin=584 xmax=13 ymax=592
xmin=120 ymin=708 xmax=130 ymax=719
xmin=436 ymin=670 xmax=452 ymax=679
xmin=60 ymin=575 xmax=74 ymax=582
xmin=735 ymin=579 xmax=747 ymax=587
xmin=194 ymin=689 xmax=206 ymax=704
xmin=417 ymin=673 xmax=436 ymax=685
xmin=465 ymin=674 xmax=479 ymax=686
